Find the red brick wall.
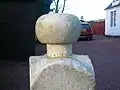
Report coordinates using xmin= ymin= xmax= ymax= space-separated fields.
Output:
xmin=89 ymin=21 xmax=105 ymax=35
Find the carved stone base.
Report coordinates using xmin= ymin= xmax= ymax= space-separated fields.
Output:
xmin=29 ymin=54 xmax=95 ymax=90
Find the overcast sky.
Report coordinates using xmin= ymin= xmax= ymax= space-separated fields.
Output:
xmin=51 ymin=0 xmax=113 ymax=21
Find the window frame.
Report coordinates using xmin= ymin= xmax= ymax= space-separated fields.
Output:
xmin=113 ymin=0 xmax=118 ymax=2
xmin=110 ymin=11 xmax=113 ymax=27
xmin=110 ymin=10 xmax=117 ymax=27
xmin=114 ymin=10 xmax=116 ymax=27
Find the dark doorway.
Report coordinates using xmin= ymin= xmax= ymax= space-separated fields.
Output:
xmin=0 ymin=0 xmax=52 ymax=61
xmin=0 ymin=0 xmax=52 ymax=90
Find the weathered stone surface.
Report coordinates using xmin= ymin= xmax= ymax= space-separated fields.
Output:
xmin=47 ymin=44 xmax=72 ymax=58
xmin=29 ymin=55 xmax=95 ymax=90
xmin=35 ymin=13 xmax=81 ymax=44
xmin=30 ymin=13 xmax=95 ymax=90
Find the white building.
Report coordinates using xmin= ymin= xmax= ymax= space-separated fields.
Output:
xmin=105 ymin=0 xmax=120 ymax=36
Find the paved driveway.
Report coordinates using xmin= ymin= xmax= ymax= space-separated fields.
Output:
xmin=0 ymin=35 xmax=120 ymax=90
xmin=73 ymin=36 xmax=120 ymax=90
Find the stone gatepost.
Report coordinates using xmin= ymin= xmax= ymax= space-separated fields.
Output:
xmin=29 ymin=13 xmax=95 ymax=90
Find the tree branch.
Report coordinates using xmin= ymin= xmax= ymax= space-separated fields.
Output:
xmin=62 ymin=0 xmax=67 ymax=13
xmin=55 ymin=0 xmax=60 ymax=13
xmin=53 ymin=0 xmax=57 ymax=6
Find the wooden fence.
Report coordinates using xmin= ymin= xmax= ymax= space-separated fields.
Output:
xmin=89 ymin=21 xmax=105 ymax=35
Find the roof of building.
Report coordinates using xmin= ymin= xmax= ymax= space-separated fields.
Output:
xmin=105 ymin=2 xmax=120 ymax=10
xmin=87 ymin=19 xmax=105 ymax=23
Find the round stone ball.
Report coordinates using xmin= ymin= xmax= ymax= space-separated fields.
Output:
xmin=35 ymin=13 xmax=81 ymax=44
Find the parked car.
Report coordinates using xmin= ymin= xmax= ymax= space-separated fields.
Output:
xmin=78 ymin=21 xmax=93 ymax=40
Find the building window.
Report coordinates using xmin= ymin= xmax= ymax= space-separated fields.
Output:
xmin=114 ymin=11 xmax=116 ymax=27
xmin=113 ymin=0 xmax=118 ymax=2
xmin=110 ymin=11 xmax=113 ymax=27
xmin=110 ymin=10 xmax=117 ymax=27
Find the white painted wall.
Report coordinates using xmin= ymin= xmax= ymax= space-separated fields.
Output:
xmin=112 ymin=0 xmax=120 ymax=6
xmin=105 ymin=6 xmax=120 ymax=36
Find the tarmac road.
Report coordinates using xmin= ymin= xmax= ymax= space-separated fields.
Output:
xmin=0 ymin=35 xmax=120 ymax=90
